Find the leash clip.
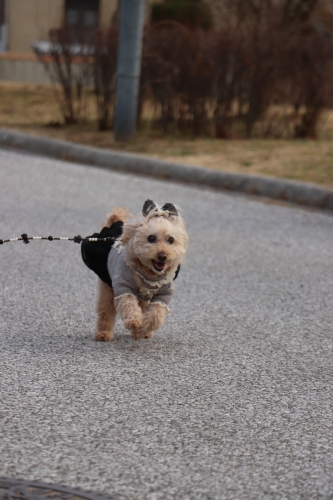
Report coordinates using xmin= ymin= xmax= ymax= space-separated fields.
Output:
xmin=21 ymin=233 xmax=30 ymax=244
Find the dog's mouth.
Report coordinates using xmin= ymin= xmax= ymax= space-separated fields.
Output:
xmin=152 ymin=260 xmax=166 ymax=272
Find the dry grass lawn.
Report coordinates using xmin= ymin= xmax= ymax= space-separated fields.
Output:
xmin=1 ymin=82 xmax=333 ymax=189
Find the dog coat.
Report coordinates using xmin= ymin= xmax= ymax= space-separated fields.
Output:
xmin=81 ymin=221 xmax=179 ymax=308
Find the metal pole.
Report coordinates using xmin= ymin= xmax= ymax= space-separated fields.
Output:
xmin=114 ymin=0 xmax=145 ymax=141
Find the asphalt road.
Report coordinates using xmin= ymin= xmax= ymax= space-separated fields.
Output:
xmin=0 ymin=148 xmax=332 ymax=500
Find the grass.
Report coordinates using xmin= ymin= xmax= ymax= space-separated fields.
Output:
xmin=1 ymin=82 xmax=333 ymax=189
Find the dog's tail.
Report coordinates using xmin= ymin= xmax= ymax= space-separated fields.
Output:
xmin=102 ymin=207 xmax=132 ymax=228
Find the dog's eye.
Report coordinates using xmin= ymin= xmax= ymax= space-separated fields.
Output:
xmin=148 ymin=235 xmax=156 ymax=243
xmin=168 ymin=237 xmax=174 ymax=244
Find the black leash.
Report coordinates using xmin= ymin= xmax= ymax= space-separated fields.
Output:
xmin=0 ymin=233 xmax=116 ymax=245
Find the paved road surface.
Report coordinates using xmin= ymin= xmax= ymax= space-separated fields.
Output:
xmin=0 ymin=149 xmax=332 ymax=500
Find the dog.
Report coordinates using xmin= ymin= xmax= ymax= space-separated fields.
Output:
xmin=81 ymin=200 xmax=188 ymax=341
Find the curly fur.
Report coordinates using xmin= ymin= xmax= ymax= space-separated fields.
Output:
xmin=95 ymin=203 xmax=188 ymax=341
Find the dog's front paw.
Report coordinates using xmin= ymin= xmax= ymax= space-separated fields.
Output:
xmin=124 ymin=318 xmax=142 ymax=331
xmin=94 ymin=331 xmax=114 ymax=342
xmin=131 ymin=328 xmax=146 ymax=341
xmin=145 ymin=331 xmax=154 ymax=339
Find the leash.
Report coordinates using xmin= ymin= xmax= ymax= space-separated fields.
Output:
xmin=0 ymin=233 xmax=116 ymax=245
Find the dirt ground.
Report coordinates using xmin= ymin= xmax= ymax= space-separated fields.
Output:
xmin=1 ymin=82 xmax=333 ymax=189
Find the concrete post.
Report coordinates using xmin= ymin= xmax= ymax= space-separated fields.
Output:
xmin=114 ymin=0 xmax=146 ymax=141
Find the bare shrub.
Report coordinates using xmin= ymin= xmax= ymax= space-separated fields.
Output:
xmin=212 ymin=28 xmax=280 ymax=137
xmin=33 ymin=10 xmax=333 ymax=139
xmin=141 ymin=22 xmax=333 ymax=139
xmin=141 ymin=24 xmax=215 ymax=135
xmin=276 ymin=32 xmax=333 ymax=138
xmin=251 ymin=29 xmax=333 ymax=138
xmin=90 ymin=28 xmax=118 ymax=131
xmin=32 ymin=28 xmax=93 ymax=125
xmin=222 ymin=0 xmax=322 ymax=29
xmin=151 ymin=0 xmax=213 ymax=30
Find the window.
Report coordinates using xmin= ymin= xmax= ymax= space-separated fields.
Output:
xmin=65 ymin=0 xmax=99 ymax=29
xmin=0 ymin=0 xmax=5 ymax=26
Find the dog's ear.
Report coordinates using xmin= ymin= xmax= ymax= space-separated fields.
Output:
xmin=162 ymin=203 xmax=178 ymax=216
xmin=142 ymin=199 xmax=157 ymax=217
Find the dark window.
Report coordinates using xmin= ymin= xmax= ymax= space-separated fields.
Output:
xmin=0 ymin=0 xmax=5 ymax=25
xmin=65 ymin=0 xmax=99 ymax=28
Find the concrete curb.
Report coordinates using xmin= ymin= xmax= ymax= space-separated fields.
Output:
xmin=0 ymin=129 xmax=332 ymax=212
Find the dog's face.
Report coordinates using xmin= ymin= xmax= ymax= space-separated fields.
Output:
xmin=122 ymin=200 xmax=188 ymax=276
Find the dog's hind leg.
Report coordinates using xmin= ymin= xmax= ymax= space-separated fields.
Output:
xmin=94 ymin=279 xmax=116 ymax=341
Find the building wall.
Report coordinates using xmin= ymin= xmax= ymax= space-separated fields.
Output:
xmin=0 ymin=53 xmax=52 ymax=83
xmin=100 ymin=0 xmax=118 ymax=27
xmin=8 ymin=0 xmax=64 ymax=53
xmin=7 ymin=0 xmax=121 ymax=53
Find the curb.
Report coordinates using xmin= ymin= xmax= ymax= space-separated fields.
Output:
xmin=0 ymin=129 xmax=332 ymax=212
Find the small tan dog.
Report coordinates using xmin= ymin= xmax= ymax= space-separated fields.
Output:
xmin=82 ymin=200 xmax=188 ymax=341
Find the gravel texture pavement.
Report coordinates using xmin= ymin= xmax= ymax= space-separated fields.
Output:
xmin=0 ymin=148 xmax=333 ymax=500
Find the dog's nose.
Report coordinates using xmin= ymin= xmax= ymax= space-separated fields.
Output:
xmin=157 ymin=252 xmax=167 ymax=262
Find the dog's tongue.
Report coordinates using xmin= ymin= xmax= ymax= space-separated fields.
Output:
xmin=154 ymin=261 xmax=165 ymax=271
